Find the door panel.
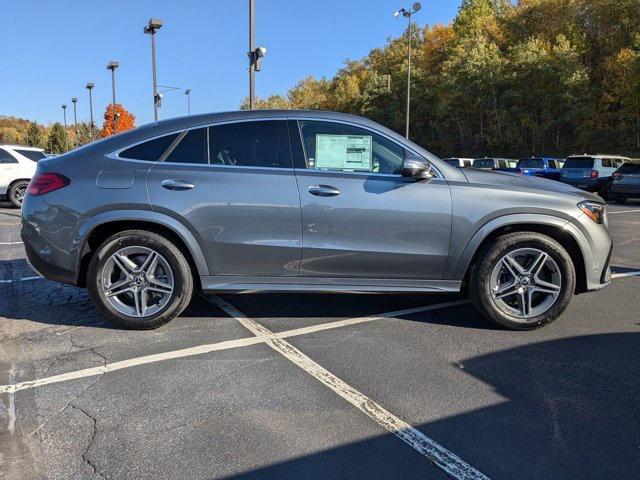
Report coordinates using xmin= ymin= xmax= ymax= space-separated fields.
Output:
xmin=147 ymin=121 xmax=302 ymax=277
xmin=295 ymin=171 xmax=451 ymax=279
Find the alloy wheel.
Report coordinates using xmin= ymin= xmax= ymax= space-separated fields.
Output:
xmin=100 ymin=246 xmax=174 ymax=318
xmin=489 ymin=247 xmax=562 ymax=321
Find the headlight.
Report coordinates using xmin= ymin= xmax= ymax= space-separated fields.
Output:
xmin=578 ymin=200 xmax=605 ymax=224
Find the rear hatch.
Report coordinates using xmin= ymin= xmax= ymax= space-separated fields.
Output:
xmin=561 ymin=157 xmax=594 ymax=182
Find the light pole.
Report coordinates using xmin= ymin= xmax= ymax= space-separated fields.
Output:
xmin=61 ymin=104 xmax=68 ymax=151
xmin=71 ymin=97 xmax=78 ymax=146
xmin=185 ymin=89 xmax=191 ymax=115
xmin=106 ymin=61 xmax=119 ymax=133
xmin=248 ymin=0 xmax=267 ymax=109
xmin=394 ymin=2 xmax=421 ymax=139
xmin=86 ymin=82 xmax=95 ymax=137
xmin=144 ymin=18 xmax=163 ymax=121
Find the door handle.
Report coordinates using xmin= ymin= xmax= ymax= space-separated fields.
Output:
xmin=308 ymin=184 xmax=341 ymax=197
xmin=161 ymin=179 xmax=195 ymax=191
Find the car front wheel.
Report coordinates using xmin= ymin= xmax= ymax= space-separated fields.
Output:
xmin=469 ymin=232 xmax=575 ymax=330
xmin=87 ymin=230 xmax=194 ymax=329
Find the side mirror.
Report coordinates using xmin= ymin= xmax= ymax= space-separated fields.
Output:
xmin=402 ymin=155 xmax=435 ymax=179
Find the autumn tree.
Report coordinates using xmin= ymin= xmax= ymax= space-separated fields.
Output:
xmin=100 ymin=104 xmax=136 ymax=138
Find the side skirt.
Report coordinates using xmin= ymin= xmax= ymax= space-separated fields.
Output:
xmin=200 ymin=275 xmax=462 ymax=293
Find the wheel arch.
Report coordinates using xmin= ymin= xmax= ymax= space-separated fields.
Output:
xmin=454 ymin=215 xmax=589 ymax=294
xmin=76 ymin=211 xmax=209 ymax=288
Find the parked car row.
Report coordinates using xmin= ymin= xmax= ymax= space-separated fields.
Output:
xmin=444 ymin=154 xmax=638 ymax=201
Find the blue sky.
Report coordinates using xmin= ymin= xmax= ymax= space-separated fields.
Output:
xmin=0 ymin=0 xmax=461 ymax=126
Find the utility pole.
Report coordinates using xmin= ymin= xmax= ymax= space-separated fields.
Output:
xmin=394 ymin=3 xmax=421 ymax=139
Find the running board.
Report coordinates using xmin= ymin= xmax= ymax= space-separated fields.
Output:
xmin=200 ymin=276 xmax=462 ymax=293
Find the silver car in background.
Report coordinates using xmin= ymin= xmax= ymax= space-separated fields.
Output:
xmin=21 ymin=110 xmax=612 ymax=330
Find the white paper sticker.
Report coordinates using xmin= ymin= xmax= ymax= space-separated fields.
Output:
xmin=315 ymin=134 xmax=372 ymax=171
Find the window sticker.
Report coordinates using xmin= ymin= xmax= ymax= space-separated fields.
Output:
xmin=314 ymin=134 xmax=372 ymax=171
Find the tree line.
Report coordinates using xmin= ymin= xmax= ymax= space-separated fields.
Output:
xmin=243 ymin=0 xmax=640 ymax=158
xmin=0 ymin=104 xmax=136 ymax=154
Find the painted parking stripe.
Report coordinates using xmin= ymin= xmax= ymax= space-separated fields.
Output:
xmin=611 ymin=270 xmax=640 ymax=279
xmin=0 ymin=276 xmax=43 ymax=284
xmin=0 ymin=299 xmax=469 ymax=394
xmin=207 ymin=295 xmax=488 ymax=480
xmin=0 ymin=241 xmax=23 ymax=245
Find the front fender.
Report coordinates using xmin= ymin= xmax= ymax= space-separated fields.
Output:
xmin=449 ymin=213 xmax=592 ymax=281
xmin=77 ymin=209 xmax=210 ymax=277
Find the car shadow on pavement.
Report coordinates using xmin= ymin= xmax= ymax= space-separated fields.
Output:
xmin=221 ymin=332 xmax=639 ymax=480
xmin=611 ymin=265 xmax=640 ymax=275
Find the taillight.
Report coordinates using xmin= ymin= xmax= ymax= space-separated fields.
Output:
xmin=27 ymin=173 xmax=70 ymax=196
xmin=590 ymin=170 xmax=599 ymax=179
xmin=613 ymin=172 xmax=623 ymax=179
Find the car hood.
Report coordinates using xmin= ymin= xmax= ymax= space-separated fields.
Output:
xmin=461 ymin=168 xmax=601 ymax=201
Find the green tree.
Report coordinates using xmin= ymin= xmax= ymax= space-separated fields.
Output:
xmin=47 ymin=123 xmax=68 ymax=154
xmin=26 ymin=122 xmax=42 ymax=147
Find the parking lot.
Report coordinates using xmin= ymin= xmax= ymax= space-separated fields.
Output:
xmin=0 ymin=201 xmax=638 ymax=479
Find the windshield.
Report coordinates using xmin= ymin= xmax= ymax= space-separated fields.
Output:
xmin=563 ymin=157 xmax=594 ymax=169
xmin=14 ymin=149 xmax=46 ymax=162
xmin=518 ymin=158 xmax=544 ymax=169
xmin=473 ymin=159 xmax=495 ymax=168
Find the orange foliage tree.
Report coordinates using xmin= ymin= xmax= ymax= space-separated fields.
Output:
xmin=100 ymin=104 xmax=136 ymax=137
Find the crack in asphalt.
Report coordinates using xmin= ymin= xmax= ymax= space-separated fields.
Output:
xmin=69 ymin=403 xmax=105 ymax=479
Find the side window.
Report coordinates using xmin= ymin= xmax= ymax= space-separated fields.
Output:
xmin=299 ymin=121 xmax=404 ymax=175
xmin=601 ymin=158 xmax=612 ymax=168
xmin=209 ymin=121 xmax=290 ymax=168
xmin=463 ymin=160 xmax=472 ymax=167
xmin=164 ymin=128 xmax=208 ymax=164
xmin=119 ymin=133 xmax=180 ymax=161
xmin=0 ymin=149 xmax=18 ymax=163
xmin=548 ymin=160 xmax=557 ymax=169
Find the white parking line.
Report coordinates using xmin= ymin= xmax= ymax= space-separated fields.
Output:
xmin=207 ymin=295 xmax=488 ymax=480
xmin=0 ymin=299 xmax=469 ymax=394
xmin=0 ymin=241 xmax=23 ymax=245
xmin=611 ymin=270 xmax=640 ymax=279
xmin=0 ymin=276 xmax=43 ymax=284
xmin=608 ymin=209 xmax=640 ymax=215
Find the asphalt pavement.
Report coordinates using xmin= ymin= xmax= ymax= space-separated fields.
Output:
xmin=1 ymin=200 xmax=639 ymax=479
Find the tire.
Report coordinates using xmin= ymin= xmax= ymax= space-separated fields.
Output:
xmin=613 ymin=196 xmax=627 ymax=204
xmin=87 ymin=230 xmax=194 ymax=329
xmin=8 ymin=180 xmax=29 ymax=208
xmin=469 ymin=232 xmax=575 ymax=331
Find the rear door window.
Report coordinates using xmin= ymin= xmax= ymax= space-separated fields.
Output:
xmin=601 ymin=158 xmax=613 ymax=168
xmin=618 ymin=163 xmax=640 ymax=174
xmin=120 ymin=133 xmax=180 ymax=161
xmin=14 ymin=149 xmax=46 ymax=162
xmin=164 ymin=128 xmax=208 ymax=164
xmin=0 ymin=149 xmax=18 ymax=163
xmin=563 ymin=157 xmax=594 ymax=169
xmin=209 ymin=120 xmax=291 ymax=168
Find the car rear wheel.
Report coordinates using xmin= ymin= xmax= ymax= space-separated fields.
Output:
xmin=8 ymin=180 xmax=29 ymax=208
xmin=469 ymin=232 xmax=575 ymax=330
xmin=87 ymin=230 xmax=193 ymax=329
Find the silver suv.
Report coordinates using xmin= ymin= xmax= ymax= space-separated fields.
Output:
xmin=21 ymin=111 xmax=612 ymax=330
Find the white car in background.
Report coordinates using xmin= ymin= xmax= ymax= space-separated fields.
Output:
xmin=0 ymin=145 xmax=47 ymax=207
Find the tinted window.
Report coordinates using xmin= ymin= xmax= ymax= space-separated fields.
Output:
xmin=563 ymin=157 xmax=594 ymax=169
xmin=165 ymin=128 xmax=208 ymax=164
xmin=444 ymin=159 xmax=459 ymax=166
xmin=518 ymin=158 xmax=544 ymax=169
xmin=548 ymin=160 xmax=558 ymax=168
xmin=209 ymin=121 xmax=289 ymax=168
xmin=618 ymin=163 xmax=640 ymax=173
xmin=0 ymin=149 xmax=18 ymax=163
xmin=299 ymin=121 xmax=404 ymax=174
xmin=473 ymin=159 xmax=495 ymax=168
xmin=601 ymin=158 xmax=612 ymax=168
xmin=14 ymin=149 xmax=45 ymax=162
xmin=120 ymin=133 xmax=180 ymax=161
xmin=463 ymin=160 xmax=472 ymax=167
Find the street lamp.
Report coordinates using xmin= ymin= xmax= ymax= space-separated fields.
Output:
xmin=61 ymin=104 xmax=68 ymax=151
xmin=143 ymin=18 xmax=163 ymax=121
xmin=71 ymin=97 xmax=78 ymax=125
xmin=86 ymin=82 xmax=95 ymax=136
xmin=248 ymin=0 xmax=267 ymax=109
xmin=184 ymin=89 xmax=191 ymax=115
xmin=394 ymin=2 xmax=421 ymax=139
xmin=106 ymin=61 xmax=119 ymax=132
